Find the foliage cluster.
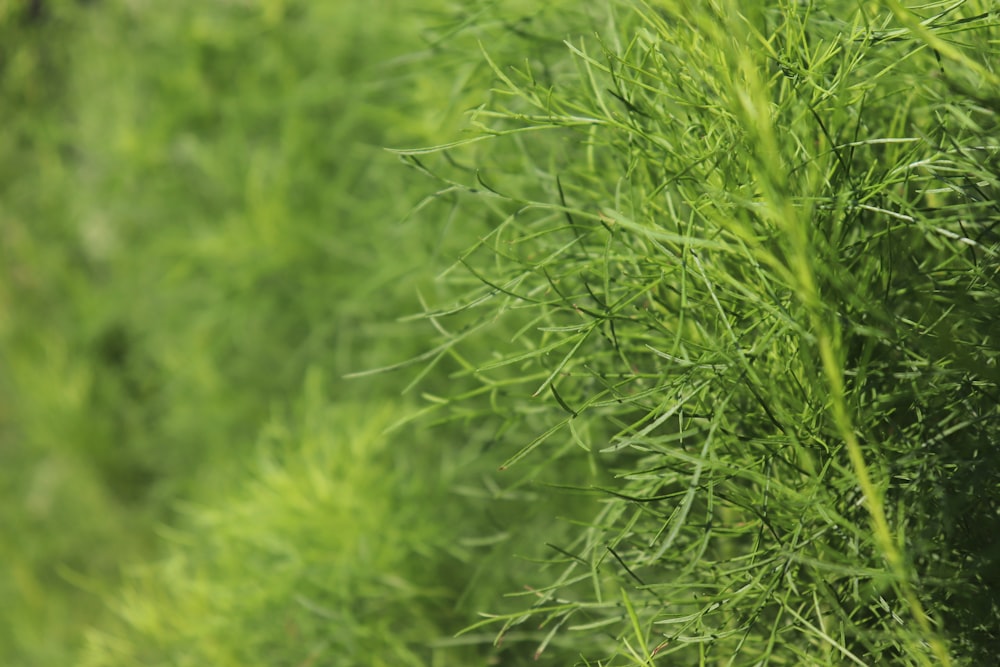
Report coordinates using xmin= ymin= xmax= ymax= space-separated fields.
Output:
xmin=394 ymin=0 xmax=1000 ymax=663
xmin=1 ymin=0 xmax=997 ymax=665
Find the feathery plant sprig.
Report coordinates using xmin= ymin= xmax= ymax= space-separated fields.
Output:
xmin=394 ymin=0 xmax=999 ymax=663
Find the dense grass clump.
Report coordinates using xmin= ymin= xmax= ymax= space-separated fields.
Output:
xmin=3 ymin=0 xmax=997 ymax=665
xmin=392 ymin=0 xmax=1000 ymax=663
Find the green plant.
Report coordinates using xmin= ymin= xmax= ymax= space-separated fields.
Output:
xmin=4 ymin=0 xmax=997 ymax=664
xmin=79 ymin=379 xmax=492 ymax=667
xmin=388 ymin=0 xmax=1000 ymax=663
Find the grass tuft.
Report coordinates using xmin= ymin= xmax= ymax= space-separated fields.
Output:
xmin=390 ymin=0 xmax=1000 ymax=663
xmin=3 ymin=1 xmax=997 ymax=664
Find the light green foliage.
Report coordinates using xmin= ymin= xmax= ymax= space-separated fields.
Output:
xmin=1 ymin=1 xmax=602 ymax=664
xmin=81 ymin=379 xmax=480 ymax=667
xmin=0 ymin=0 xmax=494 ymax=663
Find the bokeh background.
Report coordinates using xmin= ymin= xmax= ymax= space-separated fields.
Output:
xmin=2 ymin=1 xmax=567 ymax=663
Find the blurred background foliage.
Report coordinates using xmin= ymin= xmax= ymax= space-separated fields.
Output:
xmin=0 ymin=0 xmax=599 ymax=663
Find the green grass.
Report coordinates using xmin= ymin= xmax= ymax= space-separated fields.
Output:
xmin=2 ymin=0 xmax=998 ymax=665
xmin=381 ymin=0 xmax=1000 ymax=663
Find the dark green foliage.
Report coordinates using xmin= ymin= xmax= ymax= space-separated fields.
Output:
xmin=393 ymin=0 xmax=1000 ymax=663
